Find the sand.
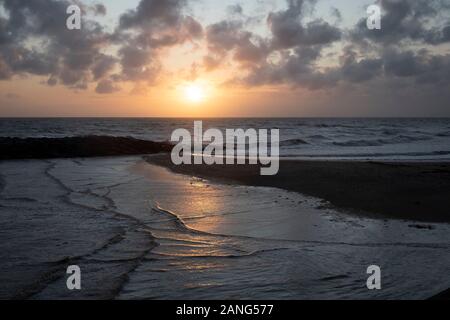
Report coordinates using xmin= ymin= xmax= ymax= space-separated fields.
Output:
xmin=147 ymin=154 xmax=450 ymax=223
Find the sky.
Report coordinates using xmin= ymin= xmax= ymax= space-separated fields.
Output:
xmin=0 ymin=0 xmax=449 ymax=117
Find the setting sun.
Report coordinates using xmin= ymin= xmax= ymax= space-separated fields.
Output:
xmin=184 ymin=84 xmax=206 ymax=103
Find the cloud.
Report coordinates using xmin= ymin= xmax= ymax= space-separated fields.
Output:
xmin=117 ymin=46 xmax=160 ymax=83
xmin=0 ymin=0 xmax=109 ymax=90
xmin=113 ymin=0 xmax=203 ymax=85
xmin=267 ymin=0 xmax=341 ymax=49
xmin=221 ymin=0 xmax=450 ymax=93
xmin=227 ymin=4 xmax=244 ymax=16
xmin=351 ymin=0 xmax=450 ymax=45
xmin=338 ymin=47 xmax=383 ymax=83
xmin=91 ymin=54 xmax=117 ymax=80
xmin=118 ymin=0 xmax=187 ymax=30
xmin=201 ymin=0 xmax=343 ymax=88
xmin=383 ymin=48 xmax=450 ymax=86
xmin=239 ymin=46 xmax=339 ymax=90
xmin=95 ymin=78 xmax=120 ymax=94
xmin=92 ymin=3 xmax=107 ymax=16
xmin=203 ymin=18 xmax=270 ymax=72
xmin=116 ymin=0 xmax=202 ymax=48
xmin=0 ymin=0 xmax=204 ymax=93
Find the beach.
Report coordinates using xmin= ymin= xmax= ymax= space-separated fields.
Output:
xmin=1 ymin=155 xmax=450 ymax=299
xmin=147 ymin=154 xmax=450 ymax=223
xmin=1 ymin=118 xmax=450 ymax=299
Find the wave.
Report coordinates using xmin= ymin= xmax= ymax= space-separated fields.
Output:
xmin=333 ymin=135 xmax=431 ymax=147
xmin=381 ymin=129 xmax=403 ymax=135
xmin=311 ymin=123 xmax=366 ymax=129
xmin=307 ymin=134 xmax=329 ymax=140
xmin=0 ymin=136 xmax=172 ymax=160
xmin=279 ymin=150 xmax=450 ymax=159
xmin=149 ymin=247 xmax=291 ymax=260
xmin=280 ymin=138 xmax=309 ymax=147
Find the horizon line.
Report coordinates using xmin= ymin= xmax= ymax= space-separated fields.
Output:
xmin=2 ymin=116 xmax=450 ymax=119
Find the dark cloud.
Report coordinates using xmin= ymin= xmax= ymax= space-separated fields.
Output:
xmin=267 ymin=0 xmax=341 ymax=49
xmin=117 ymin=46 xmax=160 ymax=82
xmin=113 ymin=0 xmax=203 ymax=84
xmin=0 ymin=0 xmax=109 ymax=90
xmin=92 ymin=54 xmax=117 ymax=81
xmin=202 ymin=0 xmax=342 ymax=88
xmin=424 ymin=25 xmax=450 ymax=45
xmin=227 ymin=4 xmax=244 ymax=16
xmin=47 ymin=76 xmax=58 ymax=86
xmin=225 ymin=0 xmax=450 ymax=93
xmin=240 ymin=45 xmax=338 ymax=89
xmin=116 ymin=0 xmax=202 ymax=48
xmin=183 ymin=16 xmax=203 ymax=39
xmin=383 ymin=49 xmax=450 ymax=85
xmin=95 ymin=78 xmax=120 ymax=94
xmin=118 ymin=0 xmax=186 ymax=30
xmin=339 ymin=47 xmax=383 ymax=82
xmin=204 ymin=19 xmax=269 ymax=71
xmin=204 ymin=0 xmax=335 ymax=72
xmin=0 ymin=0 xmax=203 ymax=93
xmin=351 ymin=0 xmax=450 ymax=45
xmin=92 ymin=3 xmax=107 ymax=16
xmin=206 ymin=20 xmax=245 ymax=53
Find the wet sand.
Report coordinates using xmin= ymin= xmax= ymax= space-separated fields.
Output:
xmin=147 ymin=154 xmax=450 ymax=223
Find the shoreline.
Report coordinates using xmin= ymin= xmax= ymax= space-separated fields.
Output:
xmin=146 ymin=154 xmax=450 ymax=223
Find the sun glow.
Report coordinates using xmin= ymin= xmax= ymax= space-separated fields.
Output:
xmin=183 ymin=83 xmax=207 ymax=103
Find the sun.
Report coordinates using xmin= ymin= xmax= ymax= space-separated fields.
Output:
xmin=184 ymin=83 xmax=206 ymax=103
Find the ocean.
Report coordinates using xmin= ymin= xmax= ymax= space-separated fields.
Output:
xmin=1 ymin=118 xmax=450 ymax=160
